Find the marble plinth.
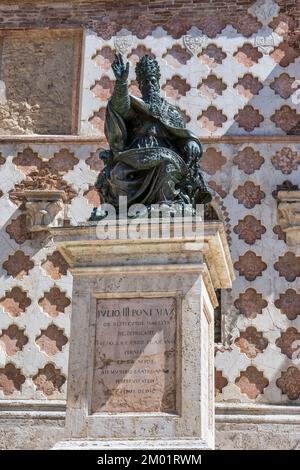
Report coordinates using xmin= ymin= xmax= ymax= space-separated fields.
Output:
xmin=51 ymin=221 xmax=234 ymax=450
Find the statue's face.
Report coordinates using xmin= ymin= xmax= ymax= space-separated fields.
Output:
xmin=139 ymin=74 xmax=160 ymax=99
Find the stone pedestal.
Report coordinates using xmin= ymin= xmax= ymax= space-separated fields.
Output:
xmin=51 ymin=221 xmax=234 ymax=450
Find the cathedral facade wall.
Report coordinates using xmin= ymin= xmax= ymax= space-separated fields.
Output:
xmin=0 ymin=0 xmax=300 ymax=449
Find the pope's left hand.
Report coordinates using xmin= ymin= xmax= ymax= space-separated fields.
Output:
xmin=183 ymin=141 xmax=202 ymax=161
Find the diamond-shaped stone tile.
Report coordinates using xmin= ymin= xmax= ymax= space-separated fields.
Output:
xmin=86 ymin=149 xmax=106 ymax=173
xmin=234 ymin=106 xmax=264 ymax=132
xmin=162 ymin=75 xmax=190 ymax=99
xmin=49 ymin=149 xmax=79 ymax=174
xmin=271 ymin=106 xmax=299 ymax=133
xmin=198 ymin=44 xmax=227 ymax=68
xmin=198 ymin=106 xmax=227 ymax=132
xmin=6 ymin=214 xmax=30 ymax=245
xmin=198 ymin=75 xmax=227 ymax=100
xmin=250 ymin=0 xmax=280 ymax=23
xmin=0 ymin=363 xmax=25 ymax=395
xmin=12 ymin=148 xmax=42 ymax=176
xmin=269 ymin=13 xmax=295 ymax=37
xmin=270 ymin=73 xmax=299 ymax=99
xmin=41 ymin=251 xmax=69 ymax=281
xmin=0 ymin=325 xmax=28 ymax=356
xmin=133 ymin=17 xmax=154 ymax=39
xmin=234 ymin=74 xmax=263 ymax=99
xmin=84 ymin=185 xmax=100 ymax=208
xmin=33 ymin=364 xmax=66 ymax=396
xmin=233 ymin=14 xmax=262 ymax=37
xmin=198 ymin=15 xmax=226 ymax=38
xmin=271 ymin=147 xmax=299 ymax=174
xmin=127 ymin=45 xmax=154 ymax=66
xmin=275 ymin=289 xmax=300 ymax=320
xmin=200 ymin=147 xmax=226 ymax=175
xmin=274 ymin=252 xmax=300 ymax=282
xmin=36 ymin=325 xmax=68 ymax=356
xmin=39 ymin=287 xmax=71 ymax=317
xmin=235 ymin=366 xmax=269 ymax=399
xmin=96 ymin=19 xmax=118 ymax=40
xmin=270 ymin=42 xmax=299 ymax=67
xmin=0 ymin=287 xmax=31 ymax=317
xmin=235 ymin=327 xmax=268 ymax=358
xmin=89 ymin=108 xmax=106 ymax=134
xmin=91 ymin=76 xmax=115 ymax=101
xmin=276 ymin=327 xmax=300 ymax=359
xmin=3 ymin=250 xmax=34 ymax=279
xmin=234 ymin=288 xmax=268 ymax=319
xmin=162 ymin=45 xmax=191 ymax=67
xmin=234 ymin=215 xmax=266 ymax=245
xmin=234 ymin=44 xmax=262 ymax=68
xmin=234 ymin=251 xmax=267 ymax=281
xmin=233 ymin=181 xmax=265 ymax=208
xmin=208 ymin=181 xmax=227 ymax=198
xmin=165 ymin=16 xmax=189 ymax=39
xmin=276 ymin=367 xmax=300 ymax=400
xmin=233 ymin=147 xmax=264 ymax=174
xmin=92 ymin=46 xmax=115 ymax=70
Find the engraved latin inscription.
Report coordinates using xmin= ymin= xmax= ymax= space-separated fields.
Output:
xmin=91 ymin=297 xmax=177 ymax=413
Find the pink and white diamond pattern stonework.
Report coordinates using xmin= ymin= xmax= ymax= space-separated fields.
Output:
xmin=0 ymin=0 xmax=300 ymax=409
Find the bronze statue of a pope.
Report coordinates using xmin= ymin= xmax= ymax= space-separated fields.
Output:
xmin=91 ymin=53 xmax=211 ymax=219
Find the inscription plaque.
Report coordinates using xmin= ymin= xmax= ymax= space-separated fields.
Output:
xmin=91 ymin=297 xmax=177 ymax=413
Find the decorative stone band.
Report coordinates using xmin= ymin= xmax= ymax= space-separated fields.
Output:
xmin=2 ymin=401 xmax=300 ymax=427
xmin=216 ymin=403 xmax=300 ymax=425
xmin=0 ymin=399 xmax=65 ymax=420
xmin=53 ymin=439 xmax=212 ymax=450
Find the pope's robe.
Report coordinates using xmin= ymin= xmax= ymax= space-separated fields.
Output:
xmin=99 ymin=81 xmax=211 ymax=207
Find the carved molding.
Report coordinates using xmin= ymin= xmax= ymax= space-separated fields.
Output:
xmin=114 ymin=35 xmax=135 ymax=55
xmin=14 ymin=190 xmax=68 ymax=234
xmin=183 ymin=35 xmax=205 ymax=55
xmin=277 ymin=190 xmax=300 ymax=246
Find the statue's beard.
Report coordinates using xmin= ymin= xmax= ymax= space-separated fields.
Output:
xmin=142 ymin=88 xmax=161 ymax=114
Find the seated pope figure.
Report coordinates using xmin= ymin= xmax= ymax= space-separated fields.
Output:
xmin=95 ymin=53 xmax=211 ymax=212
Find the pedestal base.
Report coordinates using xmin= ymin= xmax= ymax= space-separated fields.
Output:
xmin=53 ymin=439 xmax=211 ymax=450
xmin=50 ymin=222 xmax=234 ymax=451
